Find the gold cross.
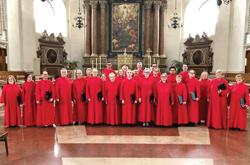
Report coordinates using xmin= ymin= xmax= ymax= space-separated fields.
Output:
xmin=146 ymin=48 xmax=152 ymax=56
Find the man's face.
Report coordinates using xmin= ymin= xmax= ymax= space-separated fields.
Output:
xmin=92 ymin=70 xmax=98 ymax=77
xmin=86 ymin=69 xmax=92 ymax=76
xmin=176 ymin=77 xmax=182 ymax=83
xmin=8 ymin=77 xmax=14 ymax=84
xmin=169 ymin=68 xmax=176 ymax=75
xmin=42 ymin=72 xmax=48 ymax=80
xmin=107 ymin=64 xmax=112 ymax=69
xmin=27 ymin=75 xmax=33 ymax=82
xmin=61 ymin=70 xmax=67 ymax=77
xmin=127 ymin=71 xmax=133 ymax=78
xmin=76 ymin=71 xmax=82 ymax=78
xmin=183 ymin=65 xmax=188 ymax=71
xmin=189 ymin=72 xmax=195 ymax=78
xmin=161 ymin=76 xmax=167 ymax=82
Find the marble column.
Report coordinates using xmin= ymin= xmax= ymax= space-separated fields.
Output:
xmin=99 ymin=0 xmax=107 ymax=57
xmin=90 ymin=0 xmax=98 ymax=56
xmin=84 ymin=0 xmax=91 ymax=56
xmin=144 ymin=1 xmax=152 ymax=54
xmin=159 ymin=1 xmax=166 ymax=57
xmin=152 ymin=1 xmax=161 ymax=57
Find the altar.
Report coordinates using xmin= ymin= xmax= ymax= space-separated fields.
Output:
xmin=82 ymin=0 xmax=167 ymax=71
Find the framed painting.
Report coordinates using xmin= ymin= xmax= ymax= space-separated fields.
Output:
xmin=108 ymin=0 xmax=143 ymax=57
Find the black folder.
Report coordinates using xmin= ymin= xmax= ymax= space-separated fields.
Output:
xmin=150 ymin=94 xmax=154 ymax=104
xmin=131 ymin=94 xmax=136 ymax=103
xmin=81 ymin=92 xmax=86 ymax=102
xmin=97 ymin=92 xmax=103 ymax=101
xmin=240 ymin=98 xmax=246 ymax=108
xmin=45 ymin=91 xmax=52 ymax=101
xmin=17 ymin=95 xmax=22 ymax=105
xmin=190 ymin=91 xmax=197 ymax=100
xmin=217 ymin=83 xmax=226 ymax=90
xmin=178 ymin=95 xmax=184 ymax=104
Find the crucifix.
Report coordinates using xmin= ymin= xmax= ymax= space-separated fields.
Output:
xmin=146 ymin=48 xmax=152 ymax=67
xmin=123 ymin=48 xmax=127 ymax=56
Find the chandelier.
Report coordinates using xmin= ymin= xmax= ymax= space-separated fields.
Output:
xmin=217 ymin=0 xmax=232 ymax=6
xmin=72 ymin=0 xmax=87 ymax=29
xmin=168 ymin=0 xmax=183 ymax=29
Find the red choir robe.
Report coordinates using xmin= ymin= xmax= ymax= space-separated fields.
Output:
xmin=207 ymin=78 xmax=230 ymax=129
xmin=22 ymin=81 xmax=36 ymax=126
xmin=138 ymin=77 xmax=154 ymax=123
xmin=155 ymin=81 xmax=174 ymax=126
xmin=104 ymin=80 xmax=120 ymax=125
xmin=186 ymin=77 xmax=200 ymax=124
xmin=36 ymin=79 xmax=55 ymax=126
xmin=229 ymin=82 xmax=249 ymax=130
xmin=175 ymin=82 xmax=189 ymax=125
xmin=72 ymin=78 xmax=87 ymax=123
xmin=102 ymin=68 xmax=115 ymax=81
xmin=86 ymin=76 xmax=104 ymax=124
xmin=179 ymin=71 xmax=189 ymax=84
xmin=138 ymin=68 xmax=144 ymax=78
xmin=120 ymin=78 xmax=138 ymax=124
xmin=55 ymin=77 xmax=73 ymax=125
xmin=149 ymin=71 xmax=161 ymax=78
xmin=199 ymin=79 xmax=210 ymax=122
xmin=167 ymin=74 xmax=178 ymax=124
xmin=0 ymin=84 xmax=22 ymax=127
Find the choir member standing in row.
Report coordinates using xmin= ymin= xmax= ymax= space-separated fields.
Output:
xmin=150 ymin=64 xmax=161 ymax=77
xmin=229 ymin=74 xmax=249 ymax=130
xmin=0 ymin=75 xmax=22 ymax=128
xmin=102 ymin=62 xmax=115 ymax=81
xmin=175 ymin=75 xmax=188 ymax=125
xmin=86 ymin=68 xmax=104 ymax=124
xmin=167 ymin=66 xmax=178 ymax=125
xmin=120 ymin=69 xmax=138 ymax=125
xmin=207 ymin=69 xmax=230 ymax=129
xmin=138 ymin=68 xmax=154 ymax=126
xmin=22 ymin=74 xmax=36 ymax=126
xmin=155 ymin=73 xmax=174 ymax=126
xmin=180 ymin=64 xmax=189 ymax=84
xmin=104 ymin=73 xmax=120 ymax=125
xmin=55 ymin=68 xmax=73 ymax=125
xmin=72 ymin=69 xmax=87 ymax=124
xmin=36 ymin=71 xmax=55 ymax=126
xmin=137 ymin=62 xmax=144 ymax=77
xmin=199 ymin=71 xmax=210 ymax=123
xmin=186 ymin=70 xmax=200 ymax=125
xmin=85 ymin=68 xmax=92 ymax=80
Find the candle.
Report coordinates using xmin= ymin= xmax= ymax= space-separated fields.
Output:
xmin=157 ymin=59 xmax=159 ymax=67
xmin=92 ymin=60 xmax=94 ymax=68
xmin=95 ymin=58 xmax=98 ymax=69
xmin=99 ymin=56 xmax=101 ymax=70
xmin=148 ymin=55 xmax=150 ymax=68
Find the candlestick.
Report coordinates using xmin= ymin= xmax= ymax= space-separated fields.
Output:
xmin=148 ymin=55 xmax=150 ymax=68
xmin=92 ymin=60 xmax=94 ymax=68
xmin=149 ymin=56 xmax=152 ymax=67
xmin=95 ymin=58 xmax=98 ymax=69
xmin=99 ymin=56 xmax=101 ymax=70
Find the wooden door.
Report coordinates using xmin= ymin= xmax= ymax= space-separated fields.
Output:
xmin=0 ymin=48 xmax=7 ymax=71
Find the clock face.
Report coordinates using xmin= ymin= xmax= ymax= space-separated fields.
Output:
xmin=47 ymin=49 xmax=57 ymax=64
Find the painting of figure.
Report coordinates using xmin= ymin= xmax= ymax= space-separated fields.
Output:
xmin=111 ymin=3 xmax=140 ymax=52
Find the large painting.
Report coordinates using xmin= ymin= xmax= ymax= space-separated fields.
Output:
xmin=109 ymin=1 xmax=142 ymax=57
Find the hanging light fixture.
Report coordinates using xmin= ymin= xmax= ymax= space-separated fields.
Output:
xmin=168 ymin=0 xmax=183 ymax=29
xmin=200 ymin=0 xmax=232 ymax=9
xmin=41 ymin=0 xmax=55 ymax=14
xmin=72 ymin=0 xmax=87 ymax=29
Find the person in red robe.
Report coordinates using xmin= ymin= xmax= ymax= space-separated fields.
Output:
xmin=104 ymin=73 xmax=120 ymax=125
xmin=102 ymin=63 xmax=115 ymax=81
xmin=175 ymin=75 xmax=188 ymax=125
xmin=138 ymin=68 xmax=154 ymax=126
xmin=86 ymin=68 xmax=104 ymax=124
xmin=167 ymin=66 xmax=178 ymax=125
xmin=149 ymin=64 xmax=161 ymax=77
xmin=72 ymin=69 xmax=87 ymax=124
xmin=207 ymin=69 xmax=230 ymax=129
xmin=120 ymin=69 xmax=138 ymax=125
xmin=186 ymin=70 xmax=200 ymax=125
xmin=36 ymin=71 xmax=55 ymax=126
xmin=22 ymin=74 xmax=36 ymax=126
xmin=0 ymin=75 xmax=22 ymax=128
xmin=55 ymin=68 xmax=73 ymax=125
xmin=179 ymin=64 xmax=189 ymax=84
xmin=199 ymin=71 xmax=210 ymax=123
xmin=155 ymin=73 xmax=174 ymax=126
xmin=229 ymin=74 xmax=249 ymax=131
xmin=137 ymin=62 xmax=144 ymax=78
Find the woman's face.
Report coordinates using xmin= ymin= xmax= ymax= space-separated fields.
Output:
xmin=8 ymin=77 xmax=14 ymax=84
xmin=236 ymin=77 xmax=243 ymax=83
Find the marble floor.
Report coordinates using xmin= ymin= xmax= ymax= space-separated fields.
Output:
xmin=0 ymin=120 xmax=250 ymax=165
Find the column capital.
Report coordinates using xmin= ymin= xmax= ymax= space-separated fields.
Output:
xmin=90 ymin=0 xmax=98 ymax=8
xmin=153 ymin=1 xmax=162 ymax=10
xmin=144 ymin=1 xmax=152 ymax=10
xmin=99 ymin=0 xmax=107 ymax=9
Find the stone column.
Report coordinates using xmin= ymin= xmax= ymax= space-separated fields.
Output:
xmin=84 ymin=0 xmax=91 ymax=56
xmin=144 ymin=1 xmax=152 ymax=53
xmin=99 ymin=0 xmax=107 ymax=56
xmin=90 ymin=0 xmax=98 ymax=56
xmin=159 ymin=1 xmax=166 ymax=57
xmin=152 ymin=1 xmax=161 ymax=57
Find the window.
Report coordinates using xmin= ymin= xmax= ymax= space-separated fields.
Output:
xmin=183 ymin=0 xmax=218 ymax=38
xmin=34 ymin=0 xmax=67 ymax=36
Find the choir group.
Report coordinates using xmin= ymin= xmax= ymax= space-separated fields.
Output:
xmin=0 ymin=62 xmax=249 ymax=131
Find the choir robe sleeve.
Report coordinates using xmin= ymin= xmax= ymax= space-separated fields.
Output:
xmin=221 ymin=79 xmax=230 ymax=97
xmin=120 ymin=80 xmax=125 ymax=101
xmin=72 ymin=81 xmax=77 ymax=101
xmin=137 ymin=79 xmax=142 ymax=99
xmin=86 ymin=79 xmax=90 ymax=100
xmin=195 ymin=80 xmax=201 ymax=99
xmin=35 ymin=82 xmax=41 ymax=101
xmin=170 ymin=85 xmax=174 ymax=104
xmin=21 ymin=84 xmax=26 ymax=103
xmin=244 ymin=85 xmax=250 ymax=106
xmin=55 ymin=80 xmax=60 ymax=100
xmin=0 ymin=86 xmax=6 ymax=104
xmin=183 ymin=84 xmax=187 ymax=102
